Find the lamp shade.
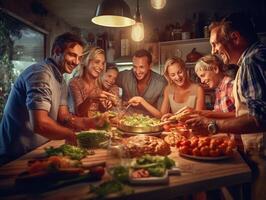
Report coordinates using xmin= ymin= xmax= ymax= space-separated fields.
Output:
xmin=92 ymin=0 xmax=135 ymax=27
xmin=150 ymin=0 xmax=166 ymax=10
xmin=131 ymin=22 xmax=144 ymax=42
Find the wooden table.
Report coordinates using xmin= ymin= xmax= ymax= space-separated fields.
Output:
xmin=0 ymin=140 xmax=252 ymax=200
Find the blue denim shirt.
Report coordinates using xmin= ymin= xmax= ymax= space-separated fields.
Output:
xmin=0 ymin=58 xmax=68 ymax=160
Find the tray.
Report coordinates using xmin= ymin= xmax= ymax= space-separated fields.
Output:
xmin=179 ymin=153 xmax=233 ymax=161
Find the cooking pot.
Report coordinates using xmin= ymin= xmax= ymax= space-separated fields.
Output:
xmin=186 ymin=48 xmax=203 ymax=62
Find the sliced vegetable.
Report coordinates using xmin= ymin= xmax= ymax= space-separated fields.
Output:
xmin=45 ymin=144 xmax=91 ymax=160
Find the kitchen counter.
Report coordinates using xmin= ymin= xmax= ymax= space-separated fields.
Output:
xmin=0 ymin=140 xmax=252 ymax=200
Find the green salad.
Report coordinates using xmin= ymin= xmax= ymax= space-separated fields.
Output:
xmin=76 ymin=130 xmax=110 ymax=149
xmin=45 ymin=144 xmax=90 ymax=160
xmin=121 ymin=114 xmax=160 ymax=127
xmin=131 ymin=154 xmax=175 ymax=177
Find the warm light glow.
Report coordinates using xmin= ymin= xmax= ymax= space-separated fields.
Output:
xmin=92 ymin=16 xmax=135 ymax=27
xmin=131 ymin=22 xmax=144 ymax=42
xmin=150 ymin=0 xmax=166 ymax=9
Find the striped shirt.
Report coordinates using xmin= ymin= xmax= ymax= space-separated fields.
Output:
xmin=238 ymin=41 xmax=266 ymax=124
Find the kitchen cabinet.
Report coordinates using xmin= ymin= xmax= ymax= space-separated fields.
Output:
xmin=159 ymin=38 xmax=214 ymax=109
xmin=159 ymin=38 xmax=211 ymax=74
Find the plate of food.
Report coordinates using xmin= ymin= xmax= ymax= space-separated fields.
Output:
xmin=177 ymin=135 xmax=236 ymax=161
xmin=118 ymin=114 xmax=163 ymax=133
xmin=128 ymin=155 xmax=176 ymax=185
xmin=129 ymin=169 xmax=169 ymax=184
xmin=121 ymin=135 xmax=171 ymax=158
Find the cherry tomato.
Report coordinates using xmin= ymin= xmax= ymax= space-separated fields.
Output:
xmin=192 ymin=147 xmax=201 ymax=156
xmin=179 ymin=146 xmax=190 ymax=154
xmin=200 ymin=146 xmax=210 ymax=156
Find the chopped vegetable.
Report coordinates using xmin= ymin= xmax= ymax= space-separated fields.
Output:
xmin=108 ymin=166 xmax=129 ymax=182
xmin=132 ymin=154 xmax=175 ymax=177
xmin=45 ymin=144 xmax=91 ymax=160
xmin=76 ymin=130 xmax=110 ymax=149
xmin=90 ymin=180 xmax=134 ymax=198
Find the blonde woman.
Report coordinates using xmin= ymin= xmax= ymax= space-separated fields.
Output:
xmin=161 ymin=57 xmax=205 ymax=119
xmin=69 ymin=46 xmax=112 ymax=117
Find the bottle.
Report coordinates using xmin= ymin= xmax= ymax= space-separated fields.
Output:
xmin=106 ymin=41 xmax=115 ymax=62
xmin=120 ymin=31 xmax=130 ymax=56
xmin=191 ymin=13 xmax=200 ymax=38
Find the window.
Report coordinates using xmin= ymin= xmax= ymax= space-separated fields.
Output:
xmin=0 ymin=10 xmax=46 ymax=118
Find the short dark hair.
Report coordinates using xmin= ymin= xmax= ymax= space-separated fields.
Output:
xmin=51 ymin=32 xmax=84 ymax=55
xmin=210 ymin=12 xmax=258 ymax=44
xmin=133 ymin=49 xmax=152 ymax=65
xmin=106 ymin=63 xmax=119 ymax=73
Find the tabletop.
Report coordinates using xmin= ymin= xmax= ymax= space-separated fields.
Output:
xmin=0 ymin=140 xmax=252 ymax=200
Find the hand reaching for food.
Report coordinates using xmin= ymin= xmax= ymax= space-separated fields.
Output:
xmin=128 ymin=96 xmax=144 ymax=106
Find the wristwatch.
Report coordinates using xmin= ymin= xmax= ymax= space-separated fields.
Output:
xmin=208 ymin=120 xmax=218 ymax=134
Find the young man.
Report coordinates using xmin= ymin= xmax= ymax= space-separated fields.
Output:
xmin=0 ymin=32 xmax=107 ymax=165
xmin=116 ymin=49 xmax=167 ymax=117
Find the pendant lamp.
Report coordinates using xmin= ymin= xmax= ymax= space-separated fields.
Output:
xmin=92 ymin=0 xmax=135 ymax=27
xmin=150 ymin=0 xmax=166 ymax=10
xmin=131 ymin=0 xmax=144 ymax=42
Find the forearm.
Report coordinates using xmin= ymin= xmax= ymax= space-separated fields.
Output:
xmin=141 ymin=100 xmax=162 ymax=118
xmin=216 ymin=114 xmax=264 ymax=134
xmin=34 ymin=116 xmax=75 ymax=141
xmin=200 ymin=110 xmax=235 ymax=119
xmin=59 ymin=114 xmax=97 ymax=131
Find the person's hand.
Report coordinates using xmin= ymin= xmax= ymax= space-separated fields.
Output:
xmin=91 ymin=112 xmax=109 ymax=129
xmin=128 ymin=96 xmax=144 ymax=106
xmin=161 ymin=113 xmax=174 ymax=121
xmin=184 ymin=114 xmax=210 ymax=134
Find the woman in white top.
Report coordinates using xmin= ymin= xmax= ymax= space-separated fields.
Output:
xmin=127 ymin=57 xmax=205 ymax=119
xmin=161 ymin=57 xmax=205 ymax=117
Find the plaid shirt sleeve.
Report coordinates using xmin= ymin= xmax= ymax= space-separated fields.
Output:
xmin=240 ymin=45 xmax=266 ymax=124
xmin=214 ymin=77 xmax=235 ymax=113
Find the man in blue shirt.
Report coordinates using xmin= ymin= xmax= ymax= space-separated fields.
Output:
xmin=0 ymin=32 xmax=106 ymax=165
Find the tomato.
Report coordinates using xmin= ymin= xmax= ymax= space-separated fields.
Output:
xmin=179 ymin=146 xmax=190 ymax=154
xmin=176 ymin=140 xmax=182 ymax=148
xmin=218 ymin=143 xmax=227 ymax=154
xmin=227 ymin=139 xmax=236 ymax=149
xmin=225 ymin=147 xmax=234 ymax=156
xmin=180 ymin=140 xmax=191 ymax=147
xmin=200 ymin=146 xmax=210 ymax=156
xmin=209 ymin=149 xmax=221 ymax=157
xmin=198 ymin=141 xmax=209 ymax=148
xmin=202 ymin=137 xmax=211 ymax=144
xmin=190 ymin=139 xmax=199 ymax=148
xmin=190 ymin=136 xmax=199 ymax=141
xmin=192 ymin=147 xmax=201 ymax=156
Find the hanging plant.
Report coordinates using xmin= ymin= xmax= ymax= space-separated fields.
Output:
xmin=0 ymin=10 xmax=23 ymax=119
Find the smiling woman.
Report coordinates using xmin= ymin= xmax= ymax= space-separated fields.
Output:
xmin=68 ymin=46 xmax=114 ymax=116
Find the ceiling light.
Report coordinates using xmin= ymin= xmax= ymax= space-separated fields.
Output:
xmin=150 ymin=0 xmax=167 ymax=10
xmin=131 ymin=0 xmax=144 ymax=42
xmin=92 ymin=0 xmax=135 ymax=27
